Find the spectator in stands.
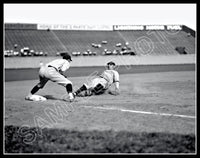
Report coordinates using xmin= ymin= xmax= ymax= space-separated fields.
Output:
xmin=116 ymin=43 xmax=122 ymax=47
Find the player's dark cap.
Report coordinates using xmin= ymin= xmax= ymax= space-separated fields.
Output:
xmin=62 ymin=53 xmax=72 ymax=61
xmin=107 ymin=61 xmax=116 ymax=66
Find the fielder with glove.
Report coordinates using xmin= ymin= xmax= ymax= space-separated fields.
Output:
xmin=74 ymin=61 xmax=120 ymax=97
xmin=25 ymin=52 xmax=75 ymax=102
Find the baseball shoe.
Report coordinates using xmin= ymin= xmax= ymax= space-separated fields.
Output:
xmin=73 ymin=92 xmax=77 ymax=97
xmin=25 ymin=94 xmax=33 ymax=101
xmin=68 ymin=93 xmax=75 ymax=102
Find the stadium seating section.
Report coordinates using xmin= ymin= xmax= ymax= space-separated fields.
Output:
xmin=5 ymin=25 xmax=195 ymax=57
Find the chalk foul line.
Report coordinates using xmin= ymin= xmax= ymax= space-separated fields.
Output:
xmin=81 ymin=105 xmax=195 ymax=119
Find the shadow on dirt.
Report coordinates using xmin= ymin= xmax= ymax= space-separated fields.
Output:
xmin=43 ymin=95 xmax=63 ymax=101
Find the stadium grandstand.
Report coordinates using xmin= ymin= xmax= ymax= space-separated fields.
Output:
xmin=4 ymin=23 xmax=195 ymax=57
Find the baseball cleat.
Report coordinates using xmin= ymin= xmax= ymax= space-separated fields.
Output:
xmin=73 ymin=92 xmax=77 ymax=97
xmin=68 ymin=93 xmax=75 ymax=102
xmin=25 ymin=95 xmax=32 ymax=100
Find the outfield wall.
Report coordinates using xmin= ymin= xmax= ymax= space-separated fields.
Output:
xmin=4 ymin=54 xmax=196 ymax=69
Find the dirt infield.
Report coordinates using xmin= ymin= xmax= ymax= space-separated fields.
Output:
xmin=5 ymin=71 xmax=195 ymax=134
xmin=4 ymin=67 xmax=196 ymax=153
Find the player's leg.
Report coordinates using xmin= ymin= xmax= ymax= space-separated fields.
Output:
xmin=26 ymin=76 xmax=49 ymax=99
xmin=65 ymin=82 xmax=74 ymax=101
xmin=48 ymin=71 xmax=75 ymax=101
xmin=92 ymin=83 xmax=105 ymax=95
xmin=73 ymin=78 xmax=97 ymax=96
xmin=91 ymin=78 xmax=108 ymax=95
xmin=33 ymin=76 xmax=49 ymax=94
xmin=74 ymin=78 xmax=106 ymax=96
xmin=73 ymin=84 xmax=87 ymax=96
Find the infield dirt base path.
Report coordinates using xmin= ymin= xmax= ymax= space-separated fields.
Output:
xmin=5 ymin=71 xmax=195 ymax=135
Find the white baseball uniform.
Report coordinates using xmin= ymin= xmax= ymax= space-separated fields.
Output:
xmin=38 ymin=59 xmax=72 ymax=87
xmin=85 ymin=69 xmax=119 ymax=89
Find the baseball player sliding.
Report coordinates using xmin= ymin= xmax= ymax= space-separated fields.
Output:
xmin=74 ymin=61 xmax=120 ymax=97
xmin=25 ymin=53 xmax=75 ymax=102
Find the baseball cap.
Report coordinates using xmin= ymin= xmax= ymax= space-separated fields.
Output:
xmin=62 ymin=53 xmax=72 ymax=61
xmin=107 ymin=61 xmax=116 ymax=66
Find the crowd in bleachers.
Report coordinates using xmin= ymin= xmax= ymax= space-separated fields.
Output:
xmin=4 ymin=27 xmax=195 ymax=57
xmin=71 ymin=40 xmax=136 ymax=57
xmin=5 ymin=40 xmax=137 ymax=57
xmin=4 ymin=45 xmax=48 ymax=57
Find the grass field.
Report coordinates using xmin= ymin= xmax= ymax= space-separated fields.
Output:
xmin=4 ymin=70 xmax=196 ymax=153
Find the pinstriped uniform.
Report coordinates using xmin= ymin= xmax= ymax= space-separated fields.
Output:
xmin=38 ymin=59 xmax=72 ymax=87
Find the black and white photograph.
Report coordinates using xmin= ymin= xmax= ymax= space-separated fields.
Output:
xmin=4 ymin=3 xmax=196 ymax=154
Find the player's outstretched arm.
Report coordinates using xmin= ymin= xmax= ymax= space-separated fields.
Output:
xmin=114 ymin=81 xmax=120 ymax=95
